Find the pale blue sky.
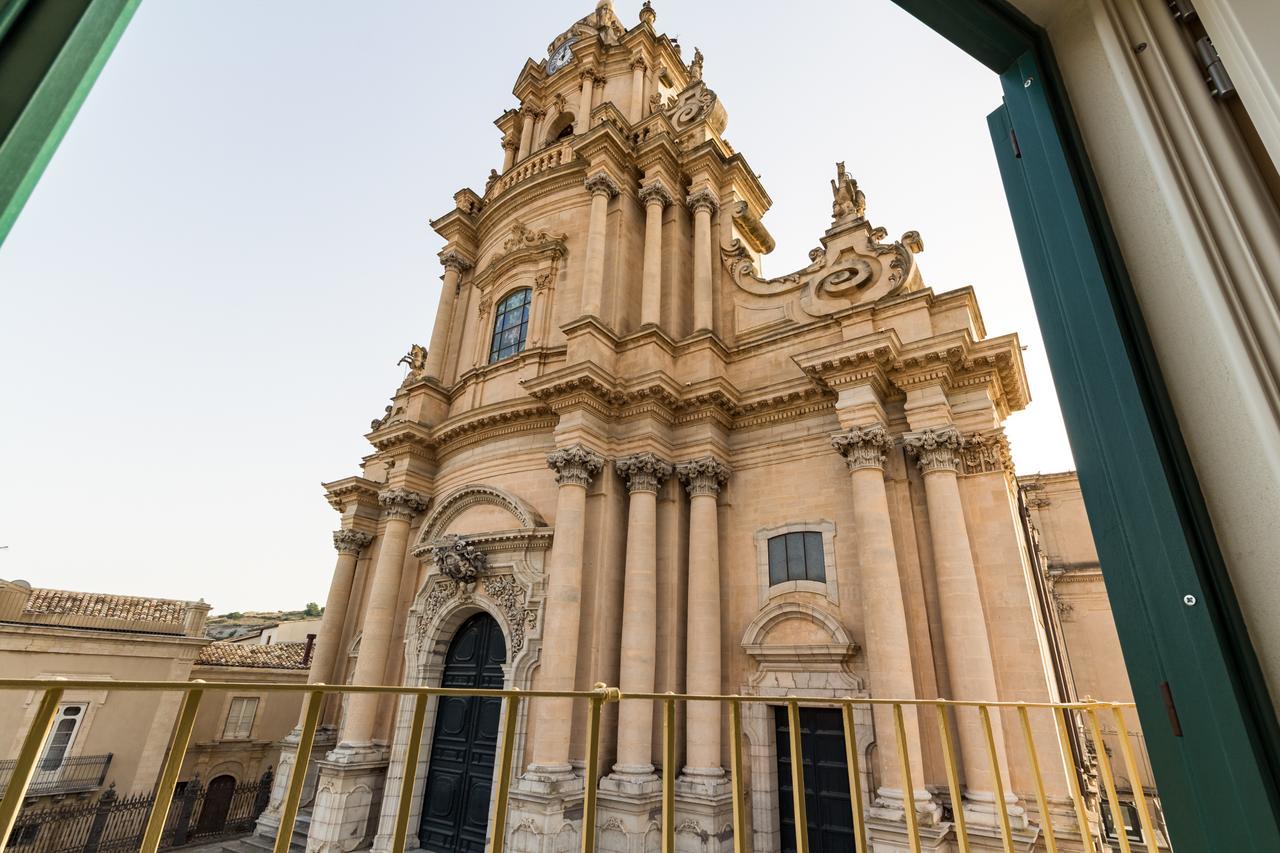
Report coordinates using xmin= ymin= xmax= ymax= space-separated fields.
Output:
xmin=0 ymin=1 xmax=1074 ymax=611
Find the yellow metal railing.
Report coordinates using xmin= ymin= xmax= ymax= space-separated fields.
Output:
xmin=0 ymin=678 xmax=1160 ymax=853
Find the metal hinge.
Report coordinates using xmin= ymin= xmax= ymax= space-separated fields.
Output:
xmin=1195 ymin=36 xmax=1236 ymax=100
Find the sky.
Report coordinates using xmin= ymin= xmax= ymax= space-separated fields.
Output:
xmin=0 ymin=0 xmax=1076 ymax=612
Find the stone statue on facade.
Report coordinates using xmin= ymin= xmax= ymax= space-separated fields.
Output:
xmin=831 ymin=161 xmax=866 ymax=223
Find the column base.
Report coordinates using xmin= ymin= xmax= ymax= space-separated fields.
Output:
xmin=504 ymin=772 xmax=586 ymax=853
xmin=597 ymin=783 xmax=664 ymax=850
xmin=600 ymin=764 xmax=661 ymax=795
xmin=252 ymin=728 xmax=336 ymax=843
xmin=305 ymin=745 xmax=390 ymax=853
xmin=673 ymin=773 xmax=735 ymax=853
xmin=866 ymin=816 xmax=953 ymax=852
xmin=868 ymin=786 xmax=944 ymax=826
xmin=961 ymin=791 xmax=1028 ymax=830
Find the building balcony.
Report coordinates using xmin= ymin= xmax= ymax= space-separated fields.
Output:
xmin=0 ymin=752 xmax=112 ymax=798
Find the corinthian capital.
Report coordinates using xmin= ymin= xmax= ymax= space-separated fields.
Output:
xmin=638 ymin=180 xmax=673 ymax=209
xmin=378 ymin=488 xmax=430 ymax=521
xmin=584 ymin=171 xmax=621 ymax=199
xmin=615 ymin=452 xmax=673 ymax=494
xmin=685 ymin=187 xmax=719 ymax=215
xmin=902 ymin=427 xmax=962 ymax=474
xmin=439 ymin=250 xmax=474 ymax=272
xmin=831 ymin=424 xmax=893 ymax=471
xmin=547 ymin=444 xmax=606 ymax=488
xmin=333 ymin=529 xmax=374 ymax=555
xmin=676 ymin=456 xmax=731 ymax=497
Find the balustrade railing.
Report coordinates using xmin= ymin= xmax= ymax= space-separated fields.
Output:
xmin=0 ymin=678 xmax=1164 ymax=853
xmin=489 ymin=141 xmax=575 ymax=198
xmin=0 ymin=754 xmax=111 ymax=799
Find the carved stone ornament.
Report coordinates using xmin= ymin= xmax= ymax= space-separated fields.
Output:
xmin=483 ymin=573 xmax=537 ymax=655
xmin=477 ymin=295 xmax=492 ymax=319
xmin=546 ymin=444 xmax=606 ymax=488
xmin=830 ymin=424 xmax=893 ymax=471
xmin=430 ymin=534 xmax=488 ymax=585
xmin=901 ymin=427 xmax=962 ymax=474
xmin=584 ymin=171 xmax=621 ymax=199
xmin=439 ymin=250 xmax=474 ymax=272
xmin=332 ymin=529 xmax=374 ymax=555
xmin=638 ymin=180 xmax=673 ymax=209
xmin=534 ymin=271 xmax=554 ymax=292
xmin=378 ymin=488 xmax=430 ymax=521
xmin=676 ymin=456 xmax=731 ymax=497
xmin=496 ymin=221 xmax=568 ymax=261
xmin=830 ymin=161 xmax=866 ymax=223
xmin=685 ymin=187 xmax=719 ymax=216
xmin=663 ymin=80 xmax=726 ymax=135
xmin=615 ymin=452 xmax=673 ymax=494
xmin=959 ymin=430 xmax=1015 ymax=476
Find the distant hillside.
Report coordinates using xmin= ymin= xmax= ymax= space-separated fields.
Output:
xmin=205 ymin=605 xmax=322 ymax=640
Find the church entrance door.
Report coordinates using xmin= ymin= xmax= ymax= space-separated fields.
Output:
xmin=418 ymin=612 xmax=506 ymax=853
xmin=775 ymin=706 xmax=855 ymax=853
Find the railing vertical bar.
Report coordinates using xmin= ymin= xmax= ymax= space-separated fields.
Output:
xmin=840 ymin=701 xmax=868 ymax=853
xmin=728 ymin=698 xmax=748 ymax=853
xmin=1110 ymin=706 xmax=1160 ymax=852
xmin=1016 ymin=705 xmax=1057 ymax=853
xmin=0 ymin=684 xmax=65 ymax=847
xmin=1085 ymin=706 xmax=1133 ymax=853
xmin=935 ymin=704 xmax=970 ymax=853
xmin=391 ymin=693 xmax=430 ymax=853
xmin=275 ymin=689 xmax=324 ymax=853
xmin=139 ymin=685 xmax=206 ymax=853
xmin=662 ymin=695 xmax=675 ymax=853
xmin=786 ymin=701 xmax=810 ymax=853
xmin=978 ymin=705 xmax=1015 ymax=853
xmin=580 ymin=686 xmax=605 ymax=853
xmin=1053 ymin=707 xmax=1095 ymax=847
xmin=488 ymin=691 xmax=522 ymax=853
xmin=891 ymin=703 xmax=922 ymax=853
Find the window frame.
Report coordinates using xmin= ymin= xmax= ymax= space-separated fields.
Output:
xmin=754 ymin=520 xmax=838 ymax=607
xmin=38 ymin=703 xmax=88 ymax=772
xmin=487 ymin=287 xmax=532 ymax=364
xmin=221 ymin=696 xmax=260 ymax=741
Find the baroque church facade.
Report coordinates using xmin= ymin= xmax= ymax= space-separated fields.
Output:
xmin=253 ymin=3 xmax=1148 ymax=852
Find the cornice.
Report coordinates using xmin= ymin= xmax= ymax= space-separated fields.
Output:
xmin=323 ymin=476 xmax=383 ymax=513
xmin=432 ymin=403 xmax=557 ymax=458
xmin=366 ymin=420 xmax=434 ymax=454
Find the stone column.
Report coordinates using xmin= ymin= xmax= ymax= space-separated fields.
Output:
xmin=576 ymin=70 xmax=595 ymax=134
xmin=501 ymin=134 xmax=518 ymax=173
xmin=628 ymin=56 xmax=647 ymax=124
xmin=638 ymin=180 xmax=671 ymax=328
xmin=423 ymin=251 xmax=471 ymax=381
xmin=337 ymin=488 xmax=429 ymax=749
xmin=580 ymin=171 xmax=620 ymax=320
xmin=676 ymin=457 xmax=731 ymax=777
xmin=686 ymin=188 xmax=718 ymax=333
xmin=517 ymin=104 xmax=536 ymax=161
xmin=831 ymin=426 xmax=936 ymax=818
xmin=609 ymin=453 xmax=672 ymax=783
xmin=528 ymin=444 xmax=605 ymax=776
xmin=903 ymin=427 xmax=1014 ymax=815
xmin=312 ymin=529 xmax=374 ymax=722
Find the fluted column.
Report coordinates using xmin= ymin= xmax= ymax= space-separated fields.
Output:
xmin=423 ymin=251 xmax=471 ymax=381
xmin=677 ymin=457 xmax=731 ymax=776
xmin=517 ymin=105 xmax=536 ymax=161
xmin=528 ymin=445 xmax=605 ymax=776
xmin=501 ymin=134 xmax=518 ymax=173
xmin=338 ymin=490 xmax=428 ymax=748
xmin=628 ymin=56 xmax=647 ymax=124
xmin=638 ymin=181 xmax=671 ymax=328
xmin=581 ymin=171 xmax=620 ymax=319
xmin=576 ymin=70 xmax=595 ymax=134
xmin=903 ymin=427 xmax=1013 ymax=810
xmin=609 ymin=453 xmax=672 ymax=781
xmin=831 ymin=426 xmax=933 ymax=814
xmin=686 ymin=188 xmax=718 ymax=333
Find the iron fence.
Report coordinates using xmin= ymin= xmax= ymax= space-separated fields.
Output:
xmin=0 ymin=756 xmax=112 ymax=799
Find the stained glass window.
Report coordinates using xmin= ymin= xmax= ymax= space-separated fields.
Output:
xmin=488 ymin=288 xmax=531 ymax=364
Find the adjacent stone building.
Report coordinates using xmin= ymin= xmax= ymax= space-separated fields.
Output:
xmin=268 ymin=3 xmax=1157 ymax=852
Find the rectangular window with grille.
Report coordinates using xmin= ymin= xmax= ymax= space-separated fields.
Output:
xmin=222 ymin=697 xmax=259 ymax=740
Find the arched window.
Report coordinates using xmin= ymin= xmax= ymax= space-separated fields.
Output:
xmin=489 ymin=288 xmax=531 ymax=363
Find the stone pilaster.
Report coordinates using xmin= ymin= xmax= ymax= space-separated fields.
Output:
xmin=628 ymin=54 xmax=647 ymax=123
xmin=638 ymin=180 xmax=672 ymax=329
xmin=581 ymin=172 xmax=620 ymax=320
xmin=576 ymin=69 xmax=596 ymax=134
xmin=686 ymin=188 xmax=719 ymax=333
xmin=423 ymin=251 xmax=472 ymax=381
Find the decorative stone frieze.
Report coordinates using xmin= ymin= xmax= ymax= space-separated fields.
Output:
xmin=546 ymin=444 xmax=605 ymax=487
xmin=685 ymin=187 xmax=719 ymax=216
xmin=377 ymin=488 xmax=430 ymax=521
xmin=614 ymin=452 xmax=673 ymax=494
xmin=830 ymin=423 xmax=893 ymax=471
xmin=438 ymin=250 xmax=473 ymax=272
xmin=638 ymin=180 xmax=673 ymax=209
xmin=675 ymin=456 xmax=731 ymax=497
xmin=959 ymin=430 xmax=1015 ymax=476
xmin=332 ymin=529 xmax=374 ymax=555
xmin=584 ymin=171 xmax=621 ymax=199
xmin=901 ymin=427 xmax=962 ymax=474
xmin=429 ymin=534 xmax=488 ymax=585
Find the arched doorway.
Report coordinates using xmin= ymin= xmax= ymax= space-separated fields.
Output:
xmin=418 ymin=612 xmax=506 ymax=852
xmin=196 ymin=774 xmax=237 ymax=835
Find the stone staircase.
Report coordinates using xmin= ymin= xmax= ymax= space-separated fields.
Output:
xmin=215 ymin=808 xmax=311 ymax=853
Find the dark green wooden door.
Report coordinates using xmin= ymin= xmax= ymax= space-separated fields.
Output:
xmin=775 ymin=706 xmax=854 ymax=853
xmin=419 ymin=613 xmax=506 ymax=853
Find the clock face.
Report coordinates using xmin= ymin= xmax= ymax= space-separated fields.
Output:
xmin=546 ymin=41 xmax=574 ymax=75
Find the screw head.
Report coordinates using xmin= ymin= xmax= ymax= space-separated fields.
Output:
xmin=1183 ymin=594 xmax=1197 ymax=606
xmin=1024 ymin=77 xmax=1034 ymax=88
